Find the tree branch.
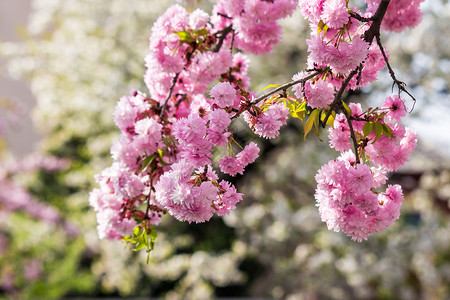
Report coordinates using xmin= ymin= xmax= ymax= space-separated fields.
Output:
xmin=249 ymin=67 xmax=329 ymax=106
xmin=213 ymin=25 xmax=233 ymax=53
xmin=159 ymin=72 xmax=180 ymax=118
xmin=363 ymin=0 xmax=391 ymax=44
xmin=375 ymin=34 xmax=417 ymax=111
xmin=322 ymin=67 xmax=359 ymax=127
xmin=343 ymin=109 xmax=361 ymax=164
xmin=349 ymin=11 xmax=374 ymax=23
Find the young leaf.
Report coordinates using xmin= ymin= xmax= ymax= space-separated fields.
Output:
xmin=141 ymin=154 xmax=157 ymax=172
xmin=372 ymin=121 xmax=384 ymax=143
xmin=341 ymin=100 xmax=352 ymax=116
xmin=381 ymin=123 xmax=394 ymax=138
xmin=295 ymin=110 xmax=306 ymax=121
xmin=317 ymin=20 xmax=328 ymax=35
xmin=295 ymin=102 xmax=306 ymax=113
xmin=321 ymin=110 xmax=336 ymax=127
xmin=175 ymin=30 xmax=194 ymax=42
xmin=304 ymin=109 xmax=319 ymax=140
xmin=285 ymin=99 xmax=296 ymax=114
xmin=363 ymin=122 xmax=373 ymax=137
xmin=193 ymin=28 xmax=209 ymax=36
xmin=313 ymin=110 xmax=322 ymax=139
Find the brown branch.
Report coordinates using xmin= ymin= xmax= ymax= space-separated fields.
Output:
xmin=342 ymin=108 xmax=361 ymax=164
xmin=159 ymin=72 xmax=180 ymax=118
xmin=349 ymin=11 xmax=374 ymax=23
xmin=322 ymin=0 xmax=393 ymax=127
xmin=322 ymin=67 xmax=359 ymax=128
xmin=250 ymin=68 xmax=329 ymax=106
xmin=375 ymin=34 xmax=417 ymax=111
xmin=362 ymin=0 xmax=391 ymax=44
xmin=216 ymin=12 xmax=232 ymax=20
xmin=145 ymin=188 xmax=153 ymax=219
xmin=213 ymin=25 xmax=233 ymax=53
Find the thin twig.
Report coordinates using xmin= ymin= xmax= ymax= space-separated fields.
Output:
xmin=159 ymin=72 xmax=180 ymax=118
xmin=145 ymin=183 xmax=153 ymax=219
xmin=375 ymin=34 xmax=417 ymax=111
xmin=349 ymin=11 xmax=375 ymax=23
xmin=250 ymin=68 xmax=329 ymax=106
xmin=343 ymin=108 xmax=361 ymax=164
xmin=216 ymin=12 xmax=232 ymax=19
xmin=213 ymin=25 xmax=233 ymax=53
xmin=322 ymin=68 xmax=359 ymax=127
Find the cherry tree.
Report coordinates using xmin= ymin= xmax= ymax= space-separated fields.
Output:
xmin=90 ymin=0 xmax=422 ymax=254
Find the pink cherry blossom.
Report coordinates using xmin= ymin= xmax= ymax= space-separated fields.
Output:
xmin=321 ymin=0 xmax=349 ymax=29
xmin=305 ymin=80 xmax=335 ymax=109
xmin=210 ymin=82 xmax=238 ymax=109
xmin=219 ymin=156 xmax=244 ymax=176
xmin=383 ymin=95 xmax=407 ymax=122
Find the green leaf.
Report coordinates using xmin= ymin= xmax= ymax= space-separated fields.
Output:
xmin=175 ymin=31 xmax=192 ymax=40
xmin=193 ymin=28 xmax=209 ymax=36
xmin=133 ymin=226 xmax=140 ymax=236
xmin=148 ymin=227 xmax=157 ymax=251
xmin=372 ymin=121 xmax=383 ymax=143
xmin=341 ymin=100 xmax=352 ymax=116
xmin=121 ymin=236 xmax=138 ymax=244
xmin=121 ymin=225 xmax=157 ymax=255
xmin=157 ymin=149 xmax=171 ymax=166
xmin=141 ymin=154 xmax=157 ymax=172
xmin=295 ymin=110 xmax=306 ymax=121
xmin=363 ymin=122 xmax=373 ymax=137
xmin=262 ymin=84 xmax=281 ymax=91
xmin=135 ymin=241 xmax=147 ymax=252
xmin=382 ymin=123 xmax=394 ymax=138
xmin=320 ymin=110 xmax=336 ymax=127
xmin=295 ymin=102 xmax=306 ymax=113
xmin=304 ymin=109 xmax=319 ymax=140
xmin=318 ymin=20 xmax=328 ymax=35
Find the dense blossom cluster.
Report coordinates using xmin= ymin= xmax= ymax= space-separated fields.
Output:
xmin=315 ymin=152 xmax=404 ymax=242
xmin=90 ymin=2 xmax=293 ymax=240
xmin=366 ymin=0 xmax=426 ymax=32
xmin=321 ymin=97 xmax=417 ymax=241
xmin=90 ymin=0 xmax=422 ymax=245
xmin=296 ymin=0 xmax=419 ymax=240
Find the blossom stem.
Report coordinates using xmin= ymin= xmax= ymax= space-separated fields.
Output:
xmin=342 ymin=108 xmax=361 ymax=164
xmin=159 ymin=72 xmax=180 ymax=118
xmin=322 ymin=67 xmax=359 ymax=127
xmin=145 ymin=184 xmax=153 ymax=219
xmin=213 ymin=25 xmax=233 ymax=53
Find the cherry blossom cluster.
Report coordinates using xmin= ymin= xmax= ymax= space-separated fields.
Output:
xmin=212 ymin=0 xmax=298 ymax=54
xmin=366 ymin=0 xmax=425 ymax=33
xmin=318 ymin=96 xmax=417 ymax=241
xmin=315 ymin=152 xmax=404 ymax=242
xmin=90 ymin=2 xmax=296 ymax=242
xmin=293 ymin=0 xmax=419 ymax=240
xmin=90 ymin=0 xmax=422 ymax=246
